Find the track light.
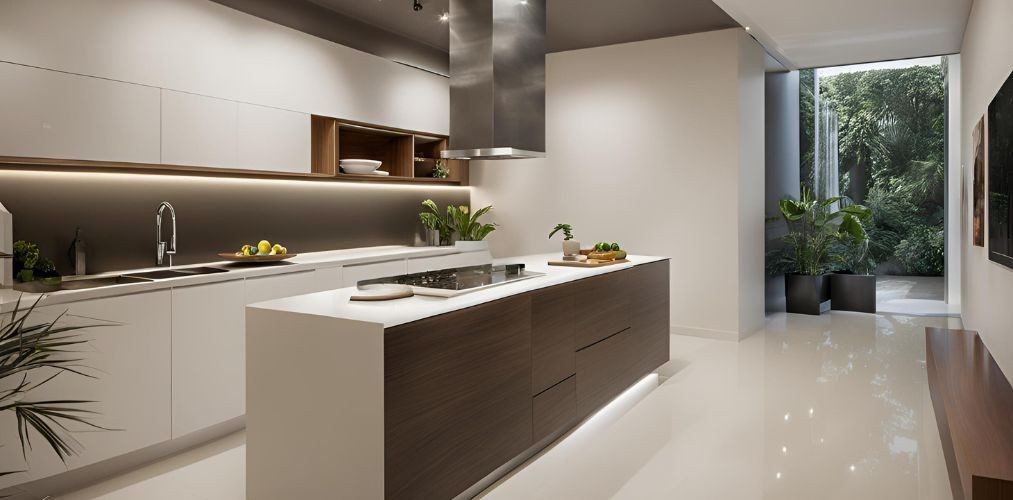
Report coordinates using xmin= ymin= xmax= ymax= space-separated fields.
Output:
xmin=413 ymin=0 xmax=423 ymax=11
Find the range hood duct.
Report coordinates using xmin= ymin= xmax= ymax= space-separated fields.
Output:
xmin=442 ymin=0 xmax=546 ymax=160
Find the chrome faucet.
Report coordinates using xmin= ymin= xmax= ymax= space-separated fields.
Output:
xmin=156 ymin=202 xmax=177 ymax=267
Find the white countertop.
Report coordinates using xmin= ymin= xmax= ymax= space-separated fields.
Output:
xmin=248 ymin=254 xmax=669 ymax=328
xmin=0 ymin=245 xmax=469 ymax=313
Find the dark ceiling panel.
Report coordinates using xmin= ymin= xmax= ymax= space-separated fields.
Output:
xmin=213 ymin=0 xmax=739 ymax=75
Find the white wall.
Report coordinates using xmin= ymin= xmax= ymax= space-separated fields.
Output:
xmin=472 ymin=29 xmax=767 ymax=339
xmin=959 ymin=0 xmax=1013 ymax=382
xmin=0 ymin=0 xmax=448 ymax=135
xmin=946 ymin=55 xmax=962 ymax=306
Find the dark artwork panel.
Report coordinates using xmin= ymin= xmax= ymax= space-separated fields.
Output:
xmin=989 ymin=69 xmax=1013 ymax=268
xmin=974 ymin=116 xmax=986 ymax=247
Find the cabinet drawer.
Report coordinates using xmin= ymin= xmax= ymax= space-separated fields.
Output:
xmin=532 ymin=284 xmax=576 ymax=395
xmin=533 ymin=376 xmax=577 ymax=443
xmin=629 ymin=260 xmax=671 ymax=371
xmin=576 ymin=326 xmax=659 ymax=418
xmin=573 ymin=271 xmax=631 ymax=350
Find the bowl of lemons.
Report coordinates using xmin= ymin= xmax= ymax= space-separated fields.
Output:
xmin=218 ymin=240 xmax=296 ymax=263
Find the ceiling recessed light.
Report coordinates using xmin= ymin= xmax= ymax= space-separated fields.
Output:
xmin=439 ymin=12 xmax=449 ymax=21
xmin=745 ymin=26 xmax=751 ymax=31
xmin=520 ymin=0 xmax=528 ymax=4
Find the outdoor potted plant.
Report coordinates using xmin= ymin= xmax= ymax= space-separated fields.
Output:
xmin=829 ymin=203 xmax=876 ymax=313
xmin=549 ymin=223 xmax=580 ymax=257
xmin=449 ymin=204 xmax=497 ymax=252
xmin=777 ymin=187 xmax=871 ymax=315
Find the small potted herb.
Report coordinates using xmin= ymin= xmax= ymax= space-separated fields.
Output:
xmin=549 ymin=224 xmax=580 ymax=257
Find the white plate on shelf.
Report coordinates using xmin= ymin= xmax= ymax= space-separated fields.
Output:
xmin=339 ymin=159 xmax=382 ymax=174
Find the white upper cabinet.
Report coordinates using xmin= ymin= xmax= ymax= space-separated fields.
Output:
xmin=160 ymin=89 xmax=238 ymax=169
xmin=0 ymin=62 xmax=160 ymax=163
xmin=236 ymin=103 xmax=311 ymax=173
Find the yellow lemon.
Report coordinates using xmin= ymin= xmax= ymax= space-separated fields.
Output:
xmin=257 ymin=240 xmax=271 ymax=254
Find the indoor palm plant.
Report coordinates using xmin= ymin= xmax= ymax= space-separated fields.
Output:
xmin=776 ymin=186 xmax=871 ymax=315
xmin=1 ymin=296 xmax=111 ymax=478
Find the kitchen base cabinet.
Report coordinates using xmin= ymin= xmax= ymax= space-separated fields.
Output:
xmin=384 ymin=296 xmax=533 ymax=500
xmin=342 ymin=260 xmax=408 ymax=288
xmin=531 ymin=284 xmax=576 ymax=395
xmin=533 ymin=376 xmax=577 ymax=443
xmin=573 ymin=271 xmax=631 ymax=350
xmin=0 ymin=291 xmax=171 ymax=490
xmin=171 ymin=281 xmax=246 ymax=438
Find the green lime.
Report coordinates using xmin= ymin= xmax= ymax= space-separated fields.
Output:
xmin=611 ymin=242 xmax=620 ymax=251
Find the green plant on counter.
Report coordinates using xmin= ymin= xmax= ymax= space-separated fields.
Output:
xmin=432 ymin=159 xmax=450 ymax=179
xmin=12 ymin=241 xmax=60 ymax=283
xmin=419 ymin=199 xmax=454 ymax=245
xmin=775 ymin=186 xmax=872 ymax=276
xmin=548 ymin=223 xmax=574 ymax=241
xmin=0 ymin=296 xmax=116 ymax=477
xmin=448 ymin=205 xmax=497 ymax=241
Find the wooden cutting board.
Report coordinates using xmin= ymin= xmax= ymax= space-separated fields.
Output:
xmin=548 ymin=258 xmax=630 ymax=268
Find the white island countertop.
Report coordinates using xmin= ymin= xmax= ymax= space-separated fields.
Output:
xmin=0 ymin=245 xmax=475 ymax=313
xmin=247 ymin=253 xmax=669 ymax=328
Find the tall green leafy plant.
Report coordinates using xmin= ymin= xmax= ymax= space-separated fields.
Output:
xmin=448 ymin=205 xmax=497 ymax=241
xmin=1 ymin=296 xmax=113 ymax=477
xmin=778 ymin=186 xmax=872 ymax=276
xmin=419 ymin=199 xmax=453 ymax=245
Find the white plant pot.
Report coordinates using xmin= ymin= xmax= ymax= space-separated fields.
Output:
xmin=561 ymin=240 xmax=580 ymax=256
xmin=455 ymin=240 xmax=489 ymax=252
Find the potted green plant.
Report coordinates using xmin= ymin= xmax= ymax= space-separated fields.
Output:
xmin=419 ymin=199 xmax=454 ymax=246
xmin=1 ymin=296 xmax=113 ymax=477
xmin=449 ymin=205 xmax=497 ymax=252
xmin=12 ymin=240 xmax=62 ymax=292
xmin=549 ymin=223 xmax=580 ymax=257
xmin=829 ymin=203 xmax=876 ymax=313
xmin=777 ymin=187 xmax=871 ymax=315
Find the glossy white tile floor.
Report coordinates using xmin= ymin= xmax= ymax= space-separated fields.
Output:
xmin=53 ymin=312 xmax=959 ymax=500
xmin=877 ymin=275 xmax=958 ymax=317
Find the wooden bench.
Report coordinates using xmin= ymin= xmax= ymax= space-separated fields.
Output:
xmin=926 ymin=327 xmax=1013 ymax=500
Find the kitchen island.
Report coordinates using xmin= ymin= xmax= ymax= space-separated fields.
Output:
xmin=246 ymin=254 xmax=671 ymax=500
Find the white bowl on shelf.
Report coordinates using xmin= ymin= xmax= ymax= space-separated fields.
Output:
xmin=340 ymin=159 xmax=382 ymax=174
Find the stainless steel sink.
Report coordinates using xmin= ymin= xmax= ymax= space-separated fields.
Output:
xmin=121 ymin=266 xmax=229 ymax=281
xmin=59 ymin=275 xmax=151 ymax=290
xmin=13 ymin=266 xmax=230 ymax=293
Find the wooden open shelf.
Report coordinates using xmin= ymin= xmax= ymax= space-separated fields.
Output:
xmin=0 ymin=156 xmax=466 ymax=186
xmin=311 ymin=115 xmax=469 ymax=185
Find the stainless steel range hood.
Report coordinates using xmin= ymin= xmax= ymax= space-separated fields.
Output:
xmin=442 ymin=0 xmax=546 ymax=160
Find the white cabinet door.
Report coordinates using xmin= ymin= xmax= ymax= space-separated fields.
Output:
xmin=405 ymin=251 xmax=492 ymax=274
xmin=313 ymin=266 xmax=343 ymax=292
xmin=237 ymin=103 xmax=311 ymax=173
xmin=170 ymin=280 xmax=246 ymax=438
xmin=341 ymin=260 xmax=407 ymax=288
xmin=0 ymin=291 xmax=171 ymax=489
xmin=160 ymin=89 xmax=238 ymax=168
xmin=0 ymin=62 xmax=160 ymax=163
xmin=246 ymin=271 xmax=319 ymax=305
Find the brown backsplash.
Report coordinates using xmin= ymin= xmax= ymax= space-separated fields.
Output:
xmin=0 ymin=169 xmax=469 ymax=274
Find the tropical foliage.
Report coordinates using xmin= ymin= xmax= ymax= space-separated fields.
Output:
xmin=448 ymin=205 xmax=497 ymax=241
xmin=420 ymin=200 xmax=498 ymax=243
xmin=1 ymin=296 xmax=112 ymax=477
xmin=801 ymin=61 xmax=945 ymax=275
xmin=772 ymin=187 xmax=872 ymax=276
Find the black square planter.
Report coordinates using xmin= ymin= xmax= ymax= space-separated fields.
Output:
xmin=830 ymin=272 xmax=877 ymax=313
xmin=785 ymin=274 xmax=831 ymax=315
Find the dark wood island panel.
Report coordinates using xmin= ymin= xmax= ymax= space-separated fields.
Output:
xmin=926 ymin=327 xmax=1013 ymax=500
xmin=384 ymin=295 xmax=533 ymax=500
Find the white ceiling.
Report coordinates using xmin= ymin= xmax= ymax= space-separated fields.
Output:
xmin=713 ymin=0 xmax=973 ymax=69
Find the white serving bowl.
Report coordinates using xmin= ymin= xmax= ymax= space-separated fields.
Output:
xmin=340 ymin=159 xmax=382 ymax=174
